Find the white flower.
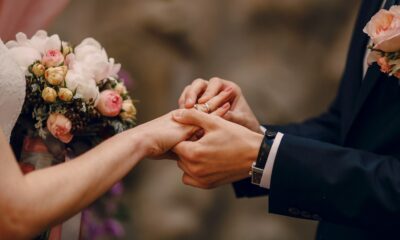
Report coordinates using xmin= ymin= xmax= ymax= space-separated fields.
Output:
xmin=6 ymin=30 xmax=62 ymax=72
xmin=65 ymin=65 xmax=99 ymax=104
xmin=73 ymin=38 xmax=121 ymax=83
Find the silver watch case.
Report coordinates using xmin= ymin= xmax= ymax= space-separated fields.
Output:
xmin=251 ymin=162 xmax=264 ymax=186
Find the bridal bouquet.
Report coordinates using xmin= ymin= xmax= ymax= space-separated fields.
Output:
xmin=364 ymin=5 xmax=400 ymax=78
xmin=7 ymin=30 xmax=135 ymax=239
xmin=7 ymin=30 xmax=136 ymax=144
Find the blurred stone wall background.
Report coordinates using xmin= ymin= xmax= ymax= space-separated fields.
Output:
xmin=50 ymin=0 xmax=361 ymax=239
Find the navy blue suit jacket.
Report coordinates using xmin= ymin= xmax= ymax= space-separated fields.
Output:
xmin=234 ymin=1 xmax=400 ymax=239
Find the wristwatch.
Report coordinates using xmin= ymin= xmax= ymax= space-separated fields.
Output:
xmin=251 ymin=129 xmax=277 ymax=186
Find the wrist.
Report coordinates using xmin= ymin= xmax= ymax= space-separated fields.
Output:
xmin=251 ymin=129 xmax=277 ymax=186
xmin=241 ymin=132 xmax=264 ymax=179
xmin=126 ymin=128 xmax=149 ymax=160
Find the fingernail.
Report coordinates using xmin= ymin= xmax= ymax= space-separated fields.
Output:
xmin=186 ymin=98 xmax=194 ymax=105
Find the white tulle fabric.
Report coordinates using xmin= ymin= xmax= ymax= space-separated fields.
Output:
xmin=0 ymin=40 xmax=26 ymax=142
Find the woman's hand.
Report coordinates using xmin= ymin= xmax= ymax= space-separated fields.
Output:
xmin=135 ymin=104 xmax=231 ymax=158
xmin=178 ymin=77 xmax=262 ymax=133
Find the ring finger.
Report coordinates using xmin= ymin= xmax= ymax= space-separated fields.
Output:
xmin=204 ymin=87 xmax=234 ymax=112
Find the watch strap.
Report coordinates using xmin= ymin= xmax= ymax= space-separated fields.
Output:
xmin=255 ymin=129 xmax=277 ymax=169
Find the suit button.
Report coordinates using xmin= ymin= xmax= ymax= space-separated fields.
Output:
xmin=301 ymin=211 xmax=311 ymax=218
xmin=288 ymin=208 xmax=300 ymax=216
xmin=312 ymin=214 xmax=322 ymax=221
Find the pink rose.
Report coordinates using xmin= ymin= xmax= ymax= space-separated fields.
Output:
xmin=47 ymin=113 xmax=73 ymax=143
xmin=42 ymin=49 xmax=64 ymax=67
xmin=96 ymin=90 xmax=123 ymax=117
xmin=364 ymin=7 xmax=400 ymax=52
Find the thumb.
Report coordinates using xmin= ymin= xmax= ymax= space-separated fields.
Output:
xmin=172 ymin=109 xmax=214 ymax=130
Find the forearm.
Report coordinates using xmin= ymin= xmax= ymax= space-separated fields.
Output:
xmin=2 ymin=129 xmax=146 ymax=239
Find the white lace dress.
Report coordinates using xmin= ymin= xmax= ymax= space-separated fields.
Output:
xmin=0 ymin=40 xmax=26 ymax=142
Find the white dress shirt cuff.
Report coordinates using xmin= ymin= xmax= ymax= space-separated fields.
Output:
xmin=260 ymin=132 xmax=284 ymax=189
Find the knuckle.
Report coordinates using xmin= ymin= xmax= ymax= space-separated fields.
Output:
xmin=194 ymin=166 xmax=207 ymax=177
xmin=193 ymin=78 xmax=205 ymax=85
xmin=188 ymin=165 xmax=201 ymax=176
xmin=184 ymin=150 xmax=196 ymax=161
xmin=188 ymin=147 xmax=202 ymax=160
xmin=181 ymin=86 xmax=189 ymax=94
xmin=210 ymin=77 xmax=222 ymax=84
xmin=232 ymin=83 xmax=241 ymax=93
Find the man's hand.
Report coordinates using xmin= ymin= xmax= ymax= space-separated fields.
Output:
xmin=172 ymin=109 xmax=264 ymax=189
xmin=178 ymin=77 xmax=262 ymax=133
xmin=136 ymin=104 xmax=230 ymax=159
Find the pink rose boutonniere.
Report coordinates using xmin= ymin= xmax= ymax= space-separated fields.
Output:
xmin=364 ymin=6 xmax=400 ymax=78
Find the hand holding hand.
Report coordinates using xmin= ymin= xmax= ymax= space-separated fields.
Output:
xmin=136 ymin=104 xmax=230 ymax=159
xmin=172 ymin=109 xmax=263 ymax=189
xmin=179 ymin=77 xmax=262 ymax=133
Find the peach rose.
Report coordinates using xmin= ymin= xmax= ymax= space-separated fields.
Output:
xmin=364 ymin=7 xmax=400 ymax=52
xmin=377 ymin=57 xmax=392 ymax=73
xmin=42 ymin=49 xmax=64 ymax=67
xmin=96 ymin=90 xmax=123 ymax=117
xmin=42 ymin=87 xmax=57 ymax=103
xmin=58 ymin=88 xmax=74 ymax=102
xmin=45 ymin=66 xmax=67 ymax=86
xmin=47 ymin=113 xmax=73 ymax=143
xmin=32 ymin=63 xmax=45 ymax=77
xmin=120 ymin=99 xmax=137 ymax=120
xmin=114 ymin=83 xmax=127 ymax=95
xmin=395 ymin=71 xmax=400 ymax=79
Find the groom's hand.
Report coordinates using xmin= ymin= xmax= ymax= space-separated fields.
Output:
xmin=179 ymin=77 xmax=262 ymax=133
xmin=172 ymin=109 xmax=263 ymax=189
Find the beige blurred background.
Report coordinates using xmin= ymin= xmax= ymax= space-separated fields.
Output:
xmin=50 ymin=0 xmax=361 ymax=239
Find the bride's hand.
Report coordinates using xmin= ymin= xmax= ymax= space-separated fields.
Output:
xmin=179 ymin=77 xmax=262 ymax=133
xmin=134 ymin=104 xmax=230 ymax=158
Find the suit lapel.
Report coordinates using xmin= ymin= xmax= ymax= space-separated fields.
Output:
xmin=342 ymin=0 xmax=385 ymax=139
xmin=343 ymin=65 xmax=381 ymax=137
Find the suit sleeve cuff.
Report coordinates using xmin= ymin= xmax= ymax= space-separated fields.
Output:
xmin=260 ymin=132 xmax=284 ymax=189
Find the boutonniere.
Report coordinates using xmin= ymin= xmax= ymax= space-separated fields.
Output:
xmin=364 ymin=6 xmax=400 ymax=79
